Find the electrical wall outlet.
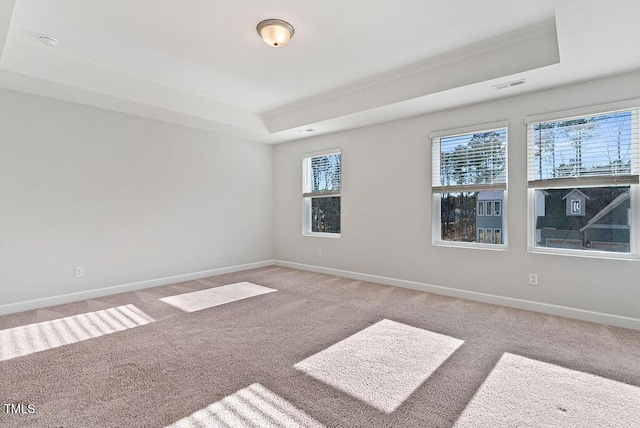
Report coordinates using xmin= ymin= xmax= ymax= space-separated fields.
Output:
xmin=317 ymin=248 xmax=322 ymax=257
xmin=216 ymin=250 xmax=221 ymax=258
xmin=528 ymin=273 xmax=538 ymax=286
xmin=74 ymin=267 xmax=84 ymax=278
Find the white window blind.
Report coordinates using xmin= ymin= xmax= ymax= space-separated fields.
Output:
xmin=302 ymin=152 xmax=341 ymax=198
xmin=432 ymin=128 xmax=507 ymax=193
xmin=527 ymin=107 xmax=639 ymax=188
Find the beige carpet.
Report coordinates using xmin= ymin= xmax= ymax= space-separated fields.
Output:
xmin=1 ymin=266 xmax=640 ymax=427
xmin=159 ymin=281 xmax=277 ymax=313
xmin=453 ymin=353 xmax=640 ymax=428
xmin=0 ymin=304 xmax=154 ymax=362
xmin=294 ymin=319 xmax=463 ymax=413
xmin=167 ymin=383 xmax=324 ymax=428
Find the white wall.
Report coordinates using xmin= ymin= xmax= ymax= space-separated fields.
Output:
xmin=3 ymin=71 xmax=639 ymax=323
xmin=0 ymin=88 xmax=274 ymax=307
xmin=274 ymin=71 xmax=640 ymax=321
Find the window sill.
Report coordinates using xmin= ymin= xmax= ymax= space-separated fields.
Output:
xmin=433 ymin=241 xmax=508 ymax=251
xmin=529 ymin=247 xmax=638 ymax=261
xmin=303 ymin=232 xmax=341 ymax=239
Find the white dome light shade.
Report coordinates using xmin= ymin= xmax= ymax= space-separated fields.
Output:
xmin=257 ymin=19 xmax=294 ymax=48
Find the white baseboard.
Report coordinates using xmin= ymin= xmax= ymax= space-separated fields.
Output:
xmin=0 ymin=260 xmax=276 ymax=316
xmin=274 ymin=260 xmax=640 ymax=331
xmin=4 ymin=258 xmax=639 ymax=331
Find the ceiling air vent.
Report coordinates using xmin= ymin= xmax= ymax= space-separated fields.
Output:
xmin=493 ymin=79 xmax=526 ymax=90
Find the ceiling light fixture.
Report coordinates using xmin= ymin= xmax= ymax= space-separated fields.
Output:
xmin=38 ymin=34 xmax=58 ymax=47
xmin=256 ymin=19 xmax=294 ymax=48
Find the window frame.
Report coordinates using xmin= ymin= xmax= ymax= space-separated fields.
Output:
xmin=301 ymin=148 xmax=342 ymax=238
xmin=431 ymin=120 xmax=509 ymax=250
xmin=525 ymin=100 xmax=640 ymax=260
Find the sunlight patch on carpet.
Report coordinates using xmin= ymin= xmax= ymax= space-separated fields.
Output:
xmin=159 ymin=281 xmax=277 ymax=313
xmin=0 ymin=304 xmax=154 ymax=361
xmin=166 ymin=383 xmax=324 ymax=428
xmin=294 ymin=319 xmax=464 ymax=413
xmin=453 ymin=353 xmax=640 ymax=428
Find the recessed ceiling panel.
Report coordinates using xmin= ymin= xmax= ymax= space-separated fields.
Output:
xmin=6 ymin=0 xmax=555 ymax=112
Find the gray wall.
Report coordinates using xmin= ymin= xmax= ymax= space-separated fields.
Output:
xmin=274 ymin=71 xmax=640 ymax=320
xmin=0 ymin=88 xmax=274 ymax=305
xmin=3 ymin=71 xmax=639 ymax=322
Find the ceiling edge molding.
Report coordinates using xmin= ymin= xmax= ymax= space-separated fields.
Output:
xmin=0 ymin=38 xmax=270 ymax=134
xmin=263 ymin=19 xmax=557 ymax=118
xmin=264 ymin=24 xmax=560 ymax=133
xmin=275 ymin=70 xmax=640 ymax=148
xmin=0 ymin=68 xmax=275 ymax=143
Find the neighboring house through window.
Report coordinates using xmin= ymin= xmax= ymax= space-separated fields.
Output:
xmin=302 ymin=149 xmax=342 ymax=237
xmin=477 ymin=192 xmax=504 ymax=244
xmin=431 ymin=121 xmax=508 ymax=248
xmin=526 ymin=102 xmax=639 ymax=257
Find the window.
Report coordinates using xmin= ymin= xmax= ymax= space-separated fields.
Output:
xmin=495 ymin=228 xmax=502 ymax=244
xmin=302 ymin=149 xmax=342 ymax=236
xmin=494 ymin=201 xmax=501 ymax=216
xmin=527 ymin=103 xmax=639 ymax=257
xmin=431 ymin=121 xmax=508 ymax=248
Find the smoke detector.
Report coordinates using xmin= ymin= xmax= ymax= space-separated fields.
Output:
xmin=493 ymin=79 xmax=526 ymax=90
xmin=38 ymin=34 xmax=58 ymax=47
